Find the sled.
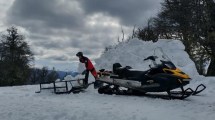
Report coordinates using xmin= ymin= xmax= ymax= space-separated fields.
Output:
xmin=35 ymin=78 xmax=88 ymax=94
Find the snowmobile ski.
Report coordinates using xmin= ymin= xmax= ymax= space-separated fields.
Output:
xmin=97 ymin=84 xmax=194 ymax=100
xmin=169 ymin=84 xmax=206 ymax=96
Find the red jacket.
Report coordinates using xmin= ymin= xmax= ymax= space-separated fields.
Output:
xmin=79 ymin=56 xmax=98 ymax=78
xmin=79 ymin=56 xmax=94 ymax=70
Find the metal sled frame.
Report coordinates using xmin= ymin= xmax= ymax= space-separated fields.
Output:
xmin=36 ymin=79 xmax=85 ymax=94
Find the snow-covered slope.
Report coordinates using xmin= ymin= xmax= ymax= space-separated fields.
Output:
xmin=95 ymin=38 xmax=198 ymax=77
xmin=95 ymin=38 xmax=211 ymax=88
xmin=0 ymin=82 xmax=214 ymax=120
xmin=0 ymin=39 xmax=215 ymax=120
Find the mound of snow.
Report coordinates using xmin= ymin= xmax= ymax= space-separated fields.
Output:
xmin=95 ymin=38 xmax=199 ymax=77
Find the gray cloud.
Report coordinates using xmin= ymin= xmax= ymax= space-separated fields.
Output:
xmin=7 ymin=0 xmax=84 ymax=31
xmin=3 ymin=0 xmax=162 ymax=70
xmin=45 ymin=55 xmax=69 ymax=61
xmin=79 ymin=0 xmax=162 ymax=26
xmin=33 ymin=40 xmax=64 ymax=49
xmin=6 ymin=0 xmax=121 ymax=54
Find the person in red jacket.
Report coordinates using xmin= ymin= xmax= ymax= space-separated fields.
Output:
xmin=76 ymin=52 xmax=98 ymax=85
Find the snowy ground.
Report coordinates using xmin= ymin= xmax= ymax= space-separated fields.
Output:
xmin=0 ymin=81 xmax=214 ymax=120
xmin=0 ymin=39 xmax=215 ymax=120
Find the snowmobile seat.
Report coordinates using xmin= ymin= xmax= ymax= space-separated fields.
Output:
xmin=112 ymin=63 xmax=148 ymax=81
xmin=113 ymin=63 xmax=131 ymax=77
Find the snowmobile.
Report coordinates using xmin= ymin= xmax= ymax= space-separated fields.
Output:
xmin=96 ymin=48 xmax=206 ymax=100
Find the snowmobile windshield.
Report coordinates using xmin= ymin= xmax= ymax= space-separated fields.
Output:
xmin=161 ymin=60 xmax=176 ymax=69
xmin=148 ymin=47 xmax=175 ymax=68
xmin=153 ymin=47 xmax=171 ymax=62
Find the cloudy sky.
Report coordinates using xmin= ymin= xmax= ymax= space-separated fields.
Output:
xmin=0 ymin=0 xmax=162 ymax=71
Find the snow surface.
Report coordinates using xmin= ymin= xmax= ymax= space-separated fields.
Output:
xmin=0 ymin=39 xmax=215 ymax=120
xmin=95 ymin=39 xmax=198 ymax=77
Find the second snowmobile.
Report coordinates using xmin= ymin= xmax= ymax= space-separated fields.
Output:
xmin=96 ymin=48 xmax=206 ymax=99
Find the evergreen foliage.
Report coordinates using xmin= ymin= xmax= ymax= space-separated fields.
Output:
xmin=134 ymin=0 xmax=215 ymax=76
xmin=0 ymin=26 xmax=34 ymax=86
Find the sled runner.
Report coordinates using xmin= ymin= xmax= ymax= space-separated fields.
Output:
xmin=96 ymin=48 xmax=206 ymax=100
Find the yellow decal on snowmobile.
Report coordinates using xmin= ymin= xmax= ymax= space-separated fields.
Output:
xmin=163 ymin=68 xmax=190 ymax=79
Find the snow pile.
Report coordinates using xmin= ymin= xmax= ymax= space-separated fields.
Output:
xmin=95 ymin=38 xmax=199 ymax=77
xmin=63 ymin=74 xmax=85 ymax=81
xmin=95 ymin=38 xmax=215 ymax=91
xmin=54 ymin=74 xmax=85 ymax=88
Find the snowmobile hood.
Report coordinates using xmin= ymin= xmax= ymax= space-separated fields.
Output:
xmin=163 ymin=68 xmax=190 ymax=79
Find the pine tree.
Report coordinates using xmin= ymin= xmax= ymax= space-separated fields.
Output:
xmin=0 ymin=26 xmax=34 ymax=86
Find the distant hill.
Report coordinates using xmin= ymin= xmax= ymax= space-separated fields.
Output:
xmin=56 ymin=70 xmax=68 ymax=80
xmin=56 ymin=70 xmax=79 ymax=80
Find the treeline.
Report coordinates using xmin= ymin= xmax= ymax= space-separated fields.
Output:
xmin=29 ymin=67 xmax=59 ymax=84
xmin=134 ymin=0 xmax=215 ymax=76
xmin=0 ymin=27 xmax=59 ymax=86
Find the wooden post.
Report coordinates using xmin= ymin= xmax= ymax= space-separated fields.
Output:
xmin=66 ymin=81 xmax=68 ymax=92
xmin=53 ymin=82 xmax=56 ymax=93
xmin=40 ymin=83 xmax=42 ymax=91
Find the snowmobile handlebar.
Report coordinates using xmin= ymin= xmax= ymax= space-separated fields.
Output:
xmin=144 ymin=56 xmax=158 ymax=61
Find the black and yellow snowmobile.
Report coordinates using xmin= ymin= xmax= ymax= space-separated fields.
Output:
xmin=96 ymin=48 xmax=206 ymax=100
